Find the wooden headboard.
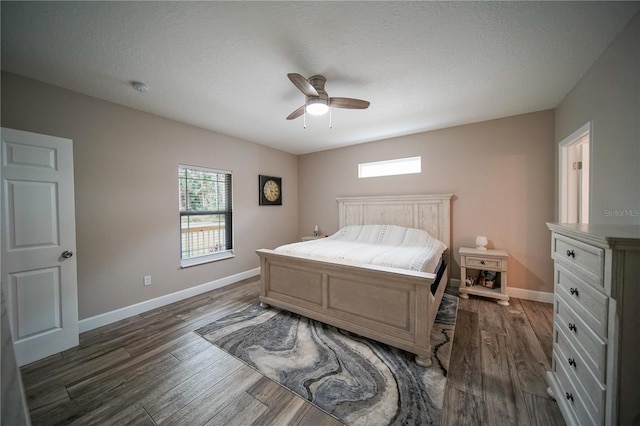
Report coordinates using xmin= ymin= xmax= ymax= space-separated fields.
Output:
xmin=337 ymin=194 xmax=453 ymax=267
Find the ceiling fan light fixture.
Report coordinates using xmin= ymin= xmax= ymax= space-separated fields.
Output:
xmin=306 ymin=98 xmax=329 ymax=115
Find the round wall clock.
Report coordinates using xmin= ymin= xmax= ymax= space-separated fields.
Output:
xmin=259 ymin=175 xmax=282 ymax=205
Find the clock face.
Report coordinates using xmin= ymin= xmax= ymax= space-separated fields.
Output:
xmin=263 ymin=180 xmax=279 ymax=202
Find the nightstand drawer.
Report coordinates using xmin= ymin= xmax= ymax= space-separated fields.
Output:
xmin=552 ymin=234 xmax=604 ymax=288
xmin=555 ymin=295 xmax=606 ymax=378
xmin=464 ymin=256 xmax=503 ymax=270
xmin=556 ymin=264 xmax=608 ymax=339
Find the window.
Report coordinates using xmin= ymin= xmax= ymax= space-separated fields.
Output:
xmin=358 ymin=156 xmax=421 ymax=178
xmin=178 ymin=165 xmax=233 ymax=267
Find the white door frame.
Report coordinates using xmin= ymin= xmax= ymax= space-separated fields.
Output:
xmin=559 ymin=122 xmax=591 ymax=224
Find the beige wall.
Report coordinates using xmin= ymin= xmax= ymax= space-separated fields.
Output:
xmin=555 ymin=12 xmax=640 ymax=225
xmin=298 ymin=110 xmax=556 ymax=293
xmin=1 ymin=72 xmax=299 ymax=319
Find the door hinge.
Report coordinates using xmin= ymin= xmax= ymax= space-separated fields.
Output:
xmin=572 ymin=161 xmax=583 ymax=170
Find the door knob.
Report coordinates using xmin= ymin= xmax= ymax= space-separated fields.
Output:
xmin=61 ymin=250 xmax=73 ymax=259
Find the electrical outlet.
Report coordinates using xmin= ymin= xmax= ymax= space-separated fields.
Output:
xmin=144 ymin=275 xmax=151 ymax=286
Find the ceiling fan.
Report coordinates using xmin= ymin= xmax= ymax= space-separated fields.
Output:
xmin=286 ymin=73 xmax=370 ymax=120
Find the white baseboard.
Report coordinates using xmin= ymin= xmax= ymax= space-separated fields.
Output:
xmin=507 ymin=287 xmax=554 ymax=304
xmin=448 ymin=278 xmax=553 ymax=304
xmin=79 ymin=268 xmax=260 ymax=333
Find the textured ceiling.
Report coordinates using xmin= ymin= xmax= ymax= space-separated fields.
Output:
xmin=2 ymin=2 xmax=639 ymax=155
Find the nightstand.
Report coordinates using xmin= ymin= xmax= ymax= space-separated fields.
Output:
xmin=301 ymin=235 xmax=325 ymax=241
xmin=458 ymin=247 xmax=509 ymax=306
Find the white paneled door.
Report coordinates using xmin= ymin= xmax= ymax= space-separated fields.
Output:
xmin=1 ymin=128 xmax=79 ymax=366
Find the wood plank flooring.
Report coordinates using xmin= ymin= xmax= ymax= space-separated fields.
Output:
xmin=443 ymin=296 xmax=565 ymax=425
xmin=20 ymin=278 xmax=564 ymax=425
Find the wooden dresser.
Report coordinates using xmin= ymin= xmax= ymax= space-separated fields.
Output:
xmin=546 ymin=223 xmax=640 ymax=426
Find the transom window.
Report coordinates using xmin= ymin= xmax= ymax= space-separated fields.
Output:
xmin=178 ymin=165 xmax=233 ymax=267
xmin=358 ymin=156 xmax=422 ymax=178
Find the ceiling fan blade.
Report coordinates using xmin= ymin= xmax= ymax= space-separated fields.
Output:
xmin=329 ymin=97 xmax=370 ymax=109
xmin=286 ymin=105 xmax=305 ymax=120
xmin=288 ymin=73 xmax=319 ymax=97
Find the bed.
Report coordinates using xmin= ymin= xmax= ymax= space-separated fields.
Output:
xmin=256 ymin=194 xmax=452 ymax=367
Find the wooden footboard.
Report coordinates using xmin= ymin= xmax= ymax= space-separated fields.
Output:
xmin=257 ymin=248 xmax=448 ymax=367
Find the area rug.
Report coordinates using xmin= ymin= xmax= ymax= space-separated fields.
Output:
xmin=195 ymin=293 xmax=458 ymax=425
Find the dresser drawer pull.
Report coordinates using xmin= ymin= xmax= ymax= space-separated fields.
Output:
xmin=568 ymin=323 xmax=577 ymax=333
xmin=568 ymin=358 xmax=576 ymax=368
xmin=565 ymin=392 xmax=574 ymax=403
xmin=566 ymin=249 xmax=575 ymax=258
xmin=480 ymin=260 xmax=485 ymax=265
xmin=569 ymin=287 xmax=579 ymax=296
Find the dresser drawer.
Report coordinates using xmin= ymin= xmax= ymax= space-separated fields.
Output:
xmin=554 ymin=351 xmax=601 ymax=426
xmin=555 ymin=324 xmax=606 ymax=412
xmin=556 ymin=264 xmax=608 ymax=339
xmin=552 ymin=234 xmax=604 ymax=288
xmin=464 ymin=256 xmax=504 ymax=270
xmin=555 ymin=295 xmax=606 ymax=378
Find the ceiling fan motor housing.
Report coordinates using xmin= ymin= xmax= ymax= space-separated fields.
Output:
xmin=308 ymin=75 xmax=327 ymax=92
xmin=307 ymin=75 xmax=329 ymax=103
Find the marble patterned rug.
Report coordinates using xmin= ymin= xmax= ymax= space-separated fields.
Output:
xmin=195 ymin=293 xmax=458 ymax=425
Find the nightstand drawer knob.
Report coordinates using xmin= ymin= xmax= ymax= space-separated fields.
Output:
xmin=565 ymin=392 xmax=574 ymax=402
xmin=568 ymin=323 xmax=577 ymax=333
xmin=480 ymin=260 xmax=485 ymax=265
xmin=568 ymin=358 xmax=576 ymax=368
xmin=566 ymin=249 xmax=575 ymax=258
xmin=570 ymin=287 xmax=579 ymax=296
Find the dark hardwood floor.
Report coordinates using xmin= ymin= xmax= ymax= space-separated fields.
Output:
xmin=20 ymin=278 xmax=564 ymax=425
xmin=443 ymin=294 xmax=564 ymax=425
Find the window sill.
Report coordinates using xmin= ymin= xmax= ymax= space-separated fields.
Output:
xmin=180 ymin=251 xmax=234 ymax=268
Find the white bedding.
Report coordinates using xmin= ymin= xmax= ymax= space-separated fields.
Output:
xmin=275 ymin=224 xmax=447 ymax=273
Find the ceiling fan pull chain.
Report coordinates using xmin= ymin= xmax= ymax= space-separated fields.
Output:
xmin=303 ymin=108 xmax=307 ymax=129
xmin=329 ymin=107 xmax=332 ymax=129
